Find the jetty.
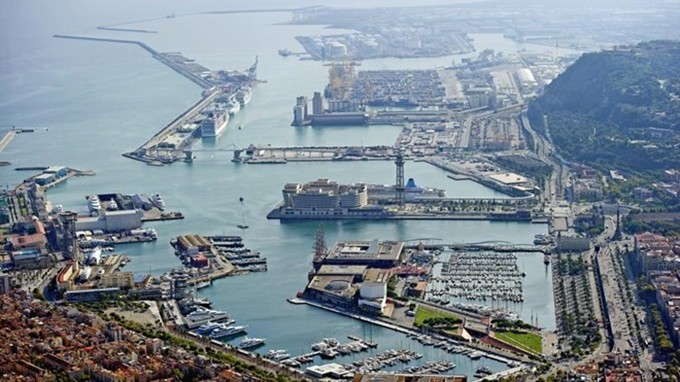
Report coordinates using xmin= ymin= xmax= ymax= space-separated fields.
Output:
xmin=54 ymin=34 xmax=258 ymax=165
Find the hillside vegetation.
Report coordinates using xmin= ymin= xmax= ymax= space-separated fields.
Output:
xmin=529 ymin=40 xmax=680 ymax=177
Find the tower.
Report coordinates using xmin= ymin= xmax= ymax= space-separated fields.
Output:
xmin=312 ymin=92 xmax=324 ymax=115
xmin=395 ymin=148 xmax=405 ymax=206
xmin=312 ymin=225 xmax=327 ymax=271
xmin=58 ymin=211 xmax=79 ymax=261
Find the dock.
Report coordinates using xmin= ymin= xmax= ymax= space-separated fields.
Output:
xmin=53 ymin=34 xmax=259 ymax=165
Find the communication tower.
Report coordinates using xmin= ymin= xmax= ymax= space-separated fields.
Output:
xmin=395 ymin=148 xmax=405 ymax=206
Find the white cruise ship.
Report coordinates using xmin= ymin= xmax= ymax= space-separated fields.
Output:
xmin=200 ymin=109 xmax=229 ymax=137
xmin=226 ymin=96 xmax=241 ymax=115
xmin=236 ymin=87 xmax=252 ymax=106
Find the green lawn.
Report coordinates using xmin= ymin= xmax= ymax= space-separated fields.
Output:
xmin=413 ymin=306 xmax=460 ymax=327
xmin=495 ymin=331 xmax=543 ymax=354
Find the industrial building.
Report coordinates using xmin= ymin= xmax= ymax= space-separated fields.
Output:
xmin=292 ymin=96 xmax=309 ymax=126
xmin=33 ymin=173 xmax=56 ymax=185
xmin=324 ymin=239 xmax=404 ymax=268
xmin=43 ymin=166 xmax=68 ymax=178
xmin=75 ymin=209 xmax=143 ymax=232
xmin=175 ymin=234 xmax=212 ymax=254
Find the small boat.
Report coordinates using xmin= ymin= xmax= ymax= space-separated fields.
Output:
xmin=237 ymin=224 xmax=249 ymax=230
xmin=239 ymin=197 xmax=244 ymax=202
xmin=195 ymin=281 xmax=211 ymax=289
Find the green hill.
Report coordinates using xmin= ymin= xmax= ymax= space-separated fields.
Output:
xmin=529 ymin=40 xmax=680 ymax=176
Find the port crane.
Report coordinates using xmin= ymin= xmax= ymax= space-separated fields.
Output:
xmin=324 ymin=56 xmax=360 ymax=101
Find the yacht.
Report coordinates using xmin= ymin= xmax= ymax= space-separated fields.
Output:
xmin=238 ymin=337 xmax=266 ymax=349
xmin=195 ymin=280 xmax=211 ymax=289
xmin=265 ymin=350 xmax=290 ymax=361
xmin=88 ymin=195 xmax=101 ymax=214
xmin=152 ymin=193 xmax=166 ymax=210
xmin=194 ymin=322 xmax=223 ymax=336
xmin=183 ymin=307 xmax=232 ymax=329
xmin=189 ymin=297 xmax=213 ymax=308
xmin=208 ymin=324 xmax=248 ymax=339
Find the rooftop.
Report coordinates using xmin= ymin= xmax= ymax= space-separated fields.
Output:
xmin=317 ymin=264 xmax=368 ymax=276
xmin=488 ymin=172 xmax=529 ymax=185
xmin=326 ymin=239 xmax=404 ymax=263
xmin=307 ymin=275 xmax=358 ymax=300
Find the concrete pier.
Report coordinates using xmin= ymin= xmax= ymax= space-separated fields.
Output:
xmin=53 ymin=35 xmax=213 ymax=88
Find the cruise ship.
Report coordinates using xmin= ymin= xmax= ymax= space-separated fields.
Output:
xmin=200 ymin=109 xmax=229 ymax=137
xmin=367 ymin=178 xmax=446 ymax=202
xmin=225 ymin=97 xmax=241 ymax=115
xmin=207 ymin=324 xmax=248 ymax=339
xmin=236 ymin=87 xmax=252 ymax=106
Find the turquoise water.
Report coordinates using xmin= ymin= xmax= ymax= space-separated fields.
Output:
xmin=0 ymin=1 xmax=563 ymax=377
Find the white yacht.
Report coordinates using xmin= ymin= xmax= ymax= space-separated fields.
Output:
xmin=88 ymin=195 xmax=101 ymax=214
xmin=152 ymin=193 xmax=166 ymax=210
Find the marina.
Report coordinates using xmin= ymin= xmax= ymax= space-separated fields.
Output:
xmin=429 ymin=251 xmax=525 ymax=304
xmin=170 ymin=234 xmax=268 ymax=285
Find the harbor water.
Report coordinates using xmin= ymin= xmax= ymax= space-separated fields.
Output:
xmin=1 ymin=1 xmax=563 ymax=377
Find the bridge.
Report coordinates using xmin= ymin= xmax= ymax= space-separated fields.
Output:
xmin=183 ymin=143 xmax=243 ymax=162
